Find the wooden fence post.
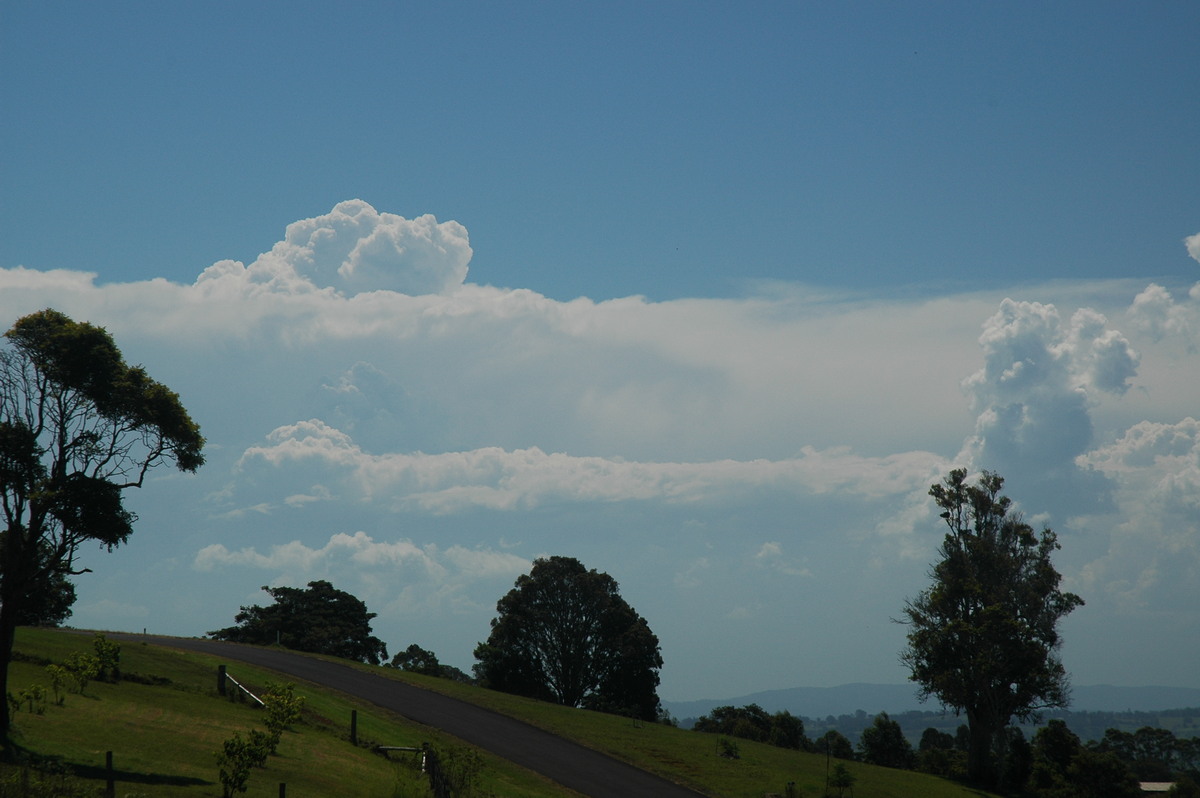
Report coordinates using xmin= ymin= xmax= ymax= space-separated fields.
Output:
xmin=279 ymin=783 xmax=286 ymax=797
xmin=350 ymin=709 xmax=358 ymax=745
xmin=217 ymin=664 xmax=226 ymax=696
xmin=105 ymin=750 xmax=115 ymax=798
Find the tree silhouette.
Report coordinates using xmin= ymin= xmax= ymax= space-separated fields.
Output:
xmin=900 ymin=469 xmax=1083 ymax=785
xmin=474 ymin=556 xmax=663 ymax=720
xmin=209 ymin=580 xmax=388 ymax=665
xmin=0 ymin=309 xmax=203 ymax=735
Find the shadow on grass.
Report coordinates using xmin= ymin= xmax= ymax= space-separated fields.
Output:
xmin=67 ymin=760 xmax=212 ymax=787
xmin=0 ymin=741 xmax=210 ymax=787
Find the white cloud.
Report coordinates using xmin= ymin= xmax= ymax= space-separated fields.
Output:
xmin=1127 ymin=282 xmax=1199 ymax=347
xmin=233 ymin=419 xmax=946 ymax=514
xmin=2 ymin=204 xmax=1197 ymax=693
xmin=960 ymin=298 xmax=1138 ymax=515
xmin=753 ymin=542 xmax=811 ymax=577
xmin=1075 ymin=418 xmax=1200 ymax=611
xmin=195 ymin=531 xmax=528 ymax=589
xmin=1186 ymin=232 xmax=1200 ymax=264
xmin=197 ymin=200 xmax=472 ymax=297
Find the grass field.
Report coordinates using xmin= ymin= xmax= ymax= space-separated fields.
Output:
xmin=2 ymin=628 xmax=997 ymax=797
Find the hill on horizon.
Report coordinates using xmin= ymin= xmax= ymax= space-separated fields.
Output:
xmin=664 ymin=683 xmax=1200 ymax=721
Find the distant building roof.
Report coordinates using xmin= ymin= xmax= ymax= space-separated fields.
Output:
xmin=1140 ymin=783 xmax=1174 ymax=794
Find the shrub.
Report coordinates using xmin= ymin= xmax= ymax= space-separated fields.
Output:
xmin=63 ymin=651 xmax=99 ymax=694
xmin=262 ymin=681 xmax=304 ymax=752
xmin=215 ymin=732 xmax=258 ymax=797
xmin=44 ymin=664 xmax=69 ymax=706
xmin=92 ymin=633 xmax=121 ymax=682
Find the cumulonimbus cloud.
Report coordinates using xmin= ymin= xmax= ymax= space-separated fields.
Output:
xmin=196 ymin=199 xmax=472 ymax=297
xmin=959 ymin=298 xmax=1139 ymax=514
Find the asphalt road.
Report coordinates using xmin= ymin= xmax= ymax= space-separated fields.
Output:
xmin=131 ymin=635 xmax=707 ymax=798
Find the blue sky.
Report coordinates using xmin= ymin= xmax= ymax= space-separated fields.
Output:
xmin=2 ymin=2 xmax=1199 ymax=702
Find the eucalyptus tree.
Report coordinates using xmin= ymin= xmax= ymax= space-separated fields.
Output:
xmin=0 ymin=308 xmax=204 ymax=734
xmin=900 ymin=469 xmax=1083 ymax=785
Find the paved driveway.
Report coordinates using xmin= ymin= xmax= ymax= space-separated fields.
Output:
xmin=133 ymin=635 xmax=707 ymax=798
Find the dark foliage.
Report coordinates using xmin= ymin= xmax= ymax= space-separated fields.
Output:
xmin=900 ymin=468 xmax=1083 ymax=785
xmin=0 ymin=308 xmax=204 ymax=734
xmin=814 ymin=729 xmax=855 ymax=760
xmin=381 ymin=642 xmax=474 ymax=682
xmin=473 ymin=556 xmax=663 ymax=721
xmin=209 ymin=580 xmax=388 ymax=665
xmin=1030 ymin=719 xmax=1141 ymax=797
xmin=857 ymin=712 xmax=915 ymax=769
xmin=12 ymin=545 xmax=76 ymax=627
xmin=693 ymin=704 xmax=813 ymax=751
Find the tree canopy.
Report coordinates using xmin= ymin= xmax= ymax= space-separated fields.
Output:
xmin=0 ymin=308 xmax=204 ymax=734
xmin=857 ymin=712 xmax=915 ymax=769
xmin=473 ymin=556 xmax=663 ymax=721
xmin=900 ymin=468 xmax=1083 ymax=785
xmin=390 ymin=643 xmax=442 ymax=677
xmin=14 ymin=546 xmax=76 ymax=627
xmin=692 ymin=704 xmax=812 ymax=751
xmin=209 ymin=580 xmax=389 ymax=665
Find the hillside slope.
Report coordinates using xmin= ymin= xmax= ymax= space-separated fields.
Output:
xmin=5 ymin=628 xmax=1000 ymax=798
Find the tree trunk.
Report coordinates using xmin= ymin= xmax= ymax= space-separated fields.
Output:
xmin=0 ymin=598 xmax=16 ymax=738
xmin=966 ymin=709 xmax=996 ymax=785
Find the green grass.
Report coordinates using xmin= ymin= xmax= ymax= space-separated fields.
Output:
xmin=342 ymin=654 xmax=1001 ymax=798
xmin=3 ymin=628 xmax=998 ymax=797
xmin=2 ymin=628 xmax=573 ymax=797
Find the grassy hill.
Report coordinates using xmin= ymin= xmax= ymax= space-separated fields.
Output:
xmin=2 ymin=628 xmax=997 ymax=797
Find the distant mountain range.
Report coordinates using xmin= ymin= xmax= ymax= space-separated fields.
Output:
xmin=664 ymin=683 xmax=1200 ymax=721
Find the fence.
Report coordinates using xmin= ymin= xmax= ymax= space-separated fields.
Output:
xmin=216 ymin=664 xmax=264 ymax=706
xmin=214 ymin=665 xmax=454 ymax=797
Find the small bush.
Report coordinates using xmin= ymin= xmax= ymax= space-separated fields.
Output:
xmin=21 ymin=684 xmax=47 ymax=714
xmin=245 ymin=729 xmax=273 ymax=768
xmin=63 ymin=651 xmax=99 ymax=694
xmin=215 ymin=732 xmax=258 ymax=797
xmin=92 ymin=633 xmax=121 ymax=682
xmin=44 ymin=664 xmax=69 ymax=706
xmin=262 ymin=681 xmax=304 ymax=751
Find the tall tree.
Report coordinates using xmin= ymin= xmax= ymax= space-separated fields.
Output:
xmin=0 ymin=308 xmax=204 ymax=735
xmin=208 ymin=580 xmax=389 ymax=665
xmin=473 ymin=556 xmax=663 ymax=721
xmin=858 ymin=712 xmax=915 ymax=769
xmin=900 ymin=469 xmax=1083 ymax=785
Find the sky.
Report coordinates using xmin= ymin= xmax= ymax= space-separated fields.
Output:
xmin=1 ymin=1 xmax=1198 ymax=703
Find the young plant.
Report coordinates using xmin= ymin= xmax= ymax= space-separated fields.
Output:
xmin=215 ymin=732 xmax=257 ymax=797
xmin=92 ymin=633 xmax=121 ymax=682
xmin=261 ymin=681 xmax=304 ymax=752
xmin=21 ymin=684 xmax=47 ymax=714
xmin=63 ymin=652 xmax=99 ymax=695
xmin=44 ymin=664 xmax=68 ymax=706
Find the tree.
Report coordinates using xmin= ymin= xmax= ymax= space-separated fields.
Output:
xmin=208 ymin=580 xmax=388 ymax=665
xmin=857 ymin=712 xmax=915 ymax=769
xmin=899 ymin=469 xmax=1084 ymax=784
xmin=390 ymin=643 xmax=442 ymax=676
xmin=828 ymin=762 xmax=856 ymax=798
xmin=693 ymin=704 xmax=812 ymax=751
xmin=473 ymin=556 xmax=663 ymax=721
xmin=0 ymin=308 xmax=204 ymax=735
xmin=815 ymin=729 xmax=855 ymax=760
xmin=13 ymin=543 xmax=76 ymax=627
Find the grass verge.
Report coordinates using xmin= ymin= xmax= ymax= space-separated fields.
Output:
xmin=2 ymin=627 xmax=574 ymax=797
xmin=4 ymin=628 xmax=997 ymax=797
